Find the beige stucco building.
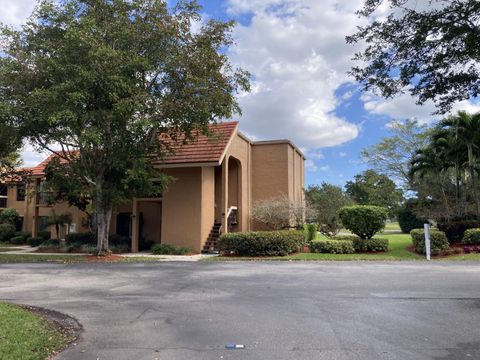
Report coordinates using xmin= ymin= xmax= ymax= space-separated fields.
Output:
xmin=1 ymin=121 xmax=305 ymax=253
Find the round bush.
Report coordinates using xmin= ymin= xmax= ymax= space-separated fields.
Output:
xmin=309 ymin=240 xmax=355 ymax=254
xmin=217 ymin=230 xmax=305 ymax=256
xmin=339 ymin=205 xmax=388 ymax=239
xmin=410 ymin=229 xmax=449 ymax=255
xmin=9 ymin=235 xmax=26 ymax=245
xmin=0 ymin=223 xmax=16 ymax=243
xmin=463 ymin=228 xmax=480 ymax=245
xmin=0 ymin=208 xmax=20 ymax=225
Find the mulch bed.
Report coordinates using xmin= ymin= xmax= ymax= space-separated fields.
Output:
xmin=84 ymin=254 xmax=124 ymax=262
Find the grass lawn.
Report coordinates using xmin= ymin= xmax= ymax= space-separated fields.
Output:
xmin=0 ymin=254 xmax=87 ymax=263
xmin=0 ymin=302 xmax=71 ymax=360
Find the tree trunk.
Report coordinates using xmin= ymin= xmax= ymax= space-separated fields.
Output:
xmin=468 ymin=145 xmax=480 ymax=220
xmin=94 ymin=179 xmax=113 ymax=256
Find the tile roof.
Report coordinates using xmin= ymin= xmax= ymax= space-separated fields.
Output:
xmin=25 ymin=122 xmax=239 ymax=175
xmin=157 ymin=121 xmax=239 ymax=165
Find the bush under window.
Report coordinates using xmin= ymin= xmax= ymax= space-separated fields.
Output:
xmin=151 ymin=243 xmax=191 ymax=255
xmin=0 ymin=223 xmax=16 ymax=243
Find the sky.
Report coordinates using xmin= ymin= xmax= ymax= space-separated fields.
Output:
xmin=3 ymin=0 xmax=480 ymax=187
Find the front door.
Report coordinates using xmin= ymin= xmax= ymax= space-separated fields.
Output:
xmin=116 ymin=212 xmax=132 ymax=238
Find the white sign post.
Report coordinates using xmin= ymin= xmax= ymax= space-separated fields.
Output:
xmin=424 ymin=223 xmax=431 ymax=261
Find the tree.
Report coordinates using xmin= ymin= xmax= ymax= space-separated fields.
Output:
xmin=347 ymin=0 xmax=480 ymax=114
xmin=361 ymin=119 xmax=430 ymax=189
xmin=305 ymin=183 xmax=353 ymax=237
xmin=438 ymin=111 xmax=480 ymax=218
xmin=251 ymin=195 xmax=313 ymax=230
xmin=0 ymin=0 xmax=249 ymax=254
xmin=47 ymin=212 xmax=73 ymax=240
xmin=345 ymin=170 xmax=404 ymax=218
xmin=338 ymin=205 xmax=388 ymax=239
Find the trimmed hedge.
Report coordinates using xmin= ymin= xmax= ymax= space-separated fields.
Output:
xmin=38 ymin=239 xmax=62 ymax=248
xmin=332 ymin=235 xmax=389 ymax=252
xmin=304 ymin=224 xmax=318 ymax=242
xmin=309 ymin=240 xmax=355 ymax=254
xmin=65 ymin=232 xmax=96 ymax=246
xmin=217 ymin=230 xmax=305 ymax=256
xmin=151 ymin=243 xmax=191 ymax=255
xmin=9 ymin=235 xmax=26 ymax=245
xmin=463 ymin=228 xmax=480 ymax=245
xmin=108 ymin=234 xmax=130 ymax=246
xmin=0 ymin=223 xmax=16 ymax=243
xmin=27 ymin=237 xmax=45 ymax=247
xmin=338 ymin=205 xmax=388 ymax=239
xmin=437 ymin=220 xmax=480 ymax=243
xmin=410 ymin=229 xmax=449 ymax=255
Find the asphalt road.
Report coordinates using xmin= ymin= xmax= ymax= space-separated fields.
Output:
xmin=1 ymin=261 xmax=480 ymax=360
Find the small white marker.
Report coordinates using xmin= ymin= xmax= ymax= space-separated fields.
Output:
xmin=235 ymin=344 xmax=245 ymax=349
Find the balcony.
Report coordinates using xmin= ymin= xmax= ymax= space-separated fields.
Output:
xmin=36 ymin=191 xmax=54 ymax=206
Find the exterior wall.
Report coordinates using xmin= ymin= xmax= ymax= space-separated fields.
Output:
xmin=161 ymin=167 xmax=203 ymax=252
xmin=250 ymin=142 xmax=305 ymax=231
xmin=200 ymin=167 xmax=215 ymax=249
xmin=223 ymin=134 xmax=251 ymax=232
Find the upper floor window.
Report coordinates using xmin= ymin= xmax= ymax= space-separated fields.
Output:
xmin=16 ymin=184 xmax=26 ymax=202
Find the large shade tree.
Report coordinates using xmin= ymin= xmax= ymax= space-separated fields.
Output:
xmin=347 ymin=0 xmax=480 ymax=114
xmin=0 ymin=0 xmax=249 ymax=254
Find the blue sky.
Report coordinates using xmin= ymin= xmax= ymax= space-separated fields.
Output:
xmin=4 ymin=0 xmax=480 ymax=187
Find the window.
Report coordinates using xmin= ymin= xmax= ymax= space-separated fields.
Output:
xmin=16 ymin=184 xmax=26 ymax=202
xmin=38 ymin=216 xmax=49 ymax=232
xmin=0 ymin=185 xmax=7 ymax=208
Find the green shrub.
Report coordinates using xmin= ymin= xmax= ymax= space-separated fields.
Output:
xmin=151 ymin=243 xmax=191 ymax=255
xmin=332 ymin=235 xmax=389 ymax=252
xmin=27 ymin=237 xmax=45 ymax=247
xmin=38 ymin=239 xmax=62 ymax=248
xmin=398 ymin=203 xmax=426 ymax=233
xmin=0 ymin=223 xmax=16 ymax=242
xmin=0 ymin=208 xmax=20 ymax=225
xmin=38 ymin=230 xmax=51 ymax=241
xmin=463 ymin=228 xmax=480 ymax=245
xmin=109 ymin=234 xmax=130 ymax=246
xmin=14 ymin=231 xmax=31 ymax=241
xmin=437 ymin=220 xmax=480 ymax=243
xmin=304 ymin=223 xmax=318 ymax=242
xmin=309 ymin=240 xmax=355 ymax=254
xmin=9 ymin=235 xmax=26 ymax=245
xmin=217 ymin=230 xmax=305 ymax=256
xmin=410 ymin=229 xmax=449 ymax=255
xmin=338 ymin=205 xmax=388 ymax=239
xmin=110 ymin=243 xmax=131 ymax=253
xmin=65 ymin=232 xmax=96 ymax=246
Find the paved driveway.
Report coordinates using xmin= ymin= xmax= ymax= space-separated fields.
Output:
xmin=1 ymin=261 xmax=480 ymax=360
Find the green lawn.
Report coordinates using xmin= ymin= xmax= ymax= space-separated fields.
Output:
xmin=0 ymin=254 xmax=87 ymax=263
xmin=0 ymin=302 xmax=70 ymax=360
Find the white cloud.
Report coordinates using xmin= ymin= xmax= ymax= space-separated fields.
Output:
xmin=21 ymin=143 xmax=49 ymax=168
xmin=0 ymin=0 xmax=36 ymax=27
xmin=363 ymin=91 xmax=480 ymax=125
xmin=319 ymin=165 xmax=330 ymax=172
xmin=339 ymin=151 xmax=347 ymax=157
xmin=228 ymin=0 xmax=365 ymax=149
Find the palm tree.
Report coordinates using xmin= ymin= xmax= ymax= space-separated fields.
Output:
xmin=439 ymin=111 xmax=480 ymax=219
xmin=410 ymin=145 xmax=452 ymax=219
